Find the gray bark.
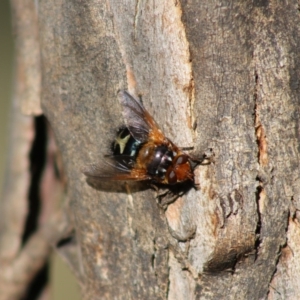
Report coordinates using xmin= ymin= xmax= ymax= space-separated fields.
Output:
xmin=2 ymin=0 xmax=300 ymax=299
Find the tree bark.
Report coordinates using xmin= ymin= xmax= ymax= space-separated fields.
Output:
xmin=2 ymin=0 xmax=300 ymax=299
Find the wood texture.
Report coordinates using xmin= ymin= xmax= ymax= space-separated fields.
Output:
xmin=39 ymin=0 xmax=300 ymax=299
xmin=2 ymin=0 xmax=300 ymax=299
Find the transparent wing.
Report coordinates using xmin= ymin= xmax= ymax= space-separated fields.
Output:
xmin=82 ymin=156 xmax=151 ymax=181
xmin=118 ymin=90 xmax=165 ymax=143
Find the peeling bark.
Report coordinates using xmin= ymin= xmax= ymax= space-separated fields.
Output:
xmin=2 ymin=0 xmax=300 ymax=299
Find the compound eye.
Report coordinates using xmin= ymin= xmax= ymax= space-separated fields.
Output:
xmin=175 ymin=155 xmax=188 ymax=165
xmin=167 ymin=170 xmax=177 ymax=185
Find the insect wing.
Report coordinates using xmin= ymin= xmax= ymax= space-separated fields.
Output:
xmin=82 ymin=155 xmax=150 ymax=181
xmin=118 ymin=90 xmax=165 ymax=143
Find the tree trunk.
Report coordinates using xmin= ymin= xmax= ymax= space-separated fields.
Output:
xmin=2 ymin=0 xmax=300 ymax=299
